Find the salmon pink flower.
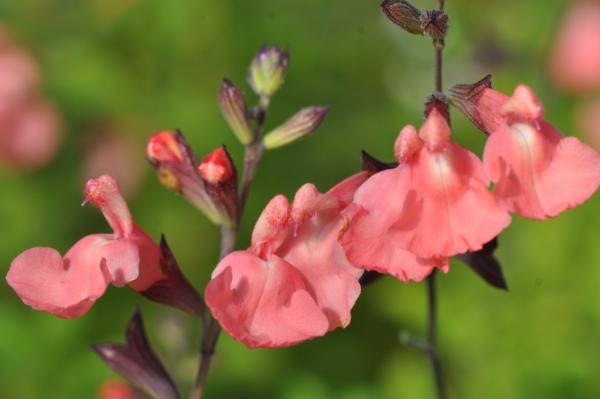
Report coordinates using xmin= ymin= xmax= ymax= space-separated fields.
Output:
xmin=6 ymin=174 xmax=164 ymax=318
xmin=342 ymin=109 xmax=511 ymax=277
xmin=549 ymin=1 xmax=600 ymax=93
xmin=471 ymin=84 xmax=600 ymax=219
xmin=205 ymin=175 xmax=366 ymax=348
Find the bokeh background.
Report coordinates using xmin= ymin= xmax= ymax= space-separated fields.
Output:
xmin=1 ymin=0 xmax=599 ymax=398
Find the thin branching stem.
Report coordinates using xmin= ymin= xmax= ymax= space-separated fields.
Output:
xmin=188 ymin=95 xmax=271 ymax=399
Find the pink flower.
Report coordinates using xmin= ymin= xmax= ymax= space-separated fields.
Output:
xmin=477 ymin=85 xmax=600 ymax=219
xmin=0 ymin=99 xmax=62 ymax=169
xmin=341 ymin=109 xmax=511 ymax=278
xmin=0 ymin=28 xmax=62 ymax=169
xmin=6 ymin=175 xmax=164 ymax=318
xmin=83 ymin=130 xmax=145 ymax=197
xmin=549 ymin=1 xmax=600 ymax=93
xmin=205 ymin=175 xmax=365 ymax=348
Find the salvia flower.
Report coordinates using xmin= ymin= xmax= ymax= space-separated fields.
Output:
xmin=247 ymin=45 xmax=289 ymax=98
xmin=474 ymin=85 xmax=600 ymax=220
xmin=6 ymin=175 xmax=164 ymax=318
xmin=147 ymin=131 xmax=238 ymax=226
xmin=341 ymin=109 xmax=511 ymax=281
xmin=205 ymin=174 xmax=366 ymax=348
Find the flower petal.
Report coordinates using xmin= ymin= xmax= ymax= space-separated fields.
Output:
xmin=395 ymin=144 xmax=510 ymax=257
xmin=341 ymin=204 xmax=448 ymax=282
xmin=484 ymin=121 xmax=600 ymax=219
xmin=279 ymin=200 xmax=362 ymax=329
xmin=7 ymin=241 xmax=111 ymax=318
xmin=205 ymin=251 xmax=328 ymax=348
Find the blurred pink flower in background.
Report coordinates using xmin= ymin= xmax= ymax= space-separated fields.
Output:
xmin=549 ymin=1 xmax=600 ymax=93
xmin=575 ymin=99 xmax=600 ymax=151
xmin=0 ymin=25 xmax=62 ymax=169
xmin=83 ymin=128 xmax=145 ymax=197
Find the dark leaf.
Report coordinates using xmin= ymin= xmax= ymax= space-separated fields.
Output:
xmin=140 ymin=236 xmax=205 ymax=318
xmin=93 ymin=309 xmax=180 ymax=399
xmin=456 ymin=238 xmax=508 ymax=290
xmin=361 ymin=150 xmax=398 ymax=174
xmin=359 ymin=270 xmax=385 ymax=286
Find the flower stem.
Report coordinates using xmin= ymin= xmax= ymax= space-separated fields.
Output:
xmin=426 ymin=272 xmax=446 ymax=399
xmin=426 ymin=2 xmax=447 ymax=398
xmin=188 ymin=95 xmax=271 ymax=399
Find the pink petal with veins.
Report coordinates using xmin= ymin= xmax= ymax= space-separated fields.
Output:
xmin=205 ymin=251 xmax=329 ymax=348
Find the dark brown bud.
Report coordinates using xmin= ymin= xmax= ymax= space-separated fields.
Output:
xmin=421 ymin=9 xmax=448 ymax=40
xmin=92 ymin=309 xmax=180 ymax=399
xmin=424 ymin=93 xmax=450 ymax=126
xmin=380 ymin=0 xmax=424 ymax=35
xmin=447 ymin=74 xmax=492 ymax=133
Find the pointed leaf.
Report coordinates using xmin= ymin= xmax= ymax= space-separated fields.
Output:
xmin=456 ymin=238 xmax=508 ymax=290
xmin=93 ymin=309 xmax=180 ymax=399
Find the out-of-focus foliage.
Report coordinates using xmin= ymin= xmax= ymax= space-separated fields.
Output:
xmin=0 ymin=0 xmax=598 ymax=398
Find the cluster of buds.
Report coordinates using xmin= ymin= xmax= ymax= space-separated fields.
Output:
xmin=381 ymin=0 xmax=448 ymax=41
xmin=147 ymin=131 xmax=238 ymax=227
xmin=220 ymin=45 xmax=329 ymax=150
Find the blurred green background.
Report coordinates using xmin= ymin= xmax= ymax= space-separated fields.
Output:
xmin=1 ymin=0 xmax=599 ymax=398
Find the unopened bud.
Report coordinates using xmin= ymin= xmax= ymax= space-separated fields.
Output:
xmin=448 ymin=75 xmax=492 ymax=133
xmin=146 ymin=131 xmax=184 ymax=163
xmin=248 ymin=45 xmax=289 ymax=97
xmin=146 ymin=131 xmax=237 ymax=226
xmin=380 ymin=0 xmax=424 ymax=35
xmin=421 ymin=9 xmax=448 ymax=40
xmin=263 ymin=106 xmax=328 ymax=149
xmin=198 ymin=146 xmax=238 ymax=225
xmin=219 ymin=79 xmax=253 ymax=145
xmin=198 ymin=146 xmax=235 ymax=185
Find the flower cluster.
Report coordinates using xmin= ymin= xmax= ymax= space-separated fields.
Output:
xmin=205 ymin=83 xmax=600 ymax=347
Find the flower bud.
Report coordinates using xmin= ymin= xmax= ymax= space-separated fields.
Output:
xmin=380 ymin=0 xmax=424 ymax=35
xmin=262 ymin=106 xmax=328 ymax=149
xmin=421 ymin=9 xmax=448 ymax=40
xmin=93 ymin=310 xmax=180 ymax=399
xmin=147 ymin=131 xmax=238 ymax=226
xmin=198 ymin=146 xmax=238 ymax=225
xmin=248 ymin=45 xmax=289 ymax=97
xmin=219 ymin=79 xmax=253 ymax=145
xmin=448 ymin=75 xmax=492 ymax=133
